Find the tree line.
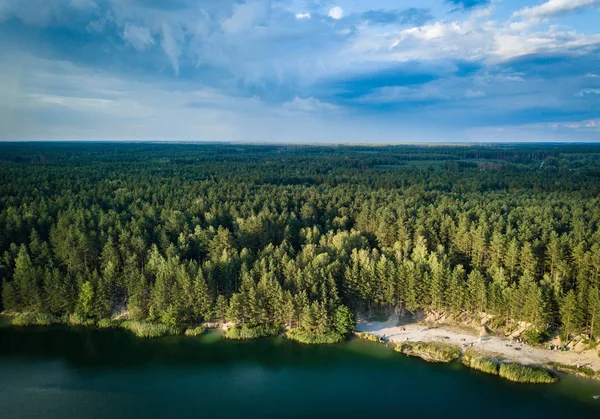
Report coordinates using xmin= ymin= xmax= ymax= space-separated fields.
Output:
xmin=1 ymin=143 xmax=600 ymax=342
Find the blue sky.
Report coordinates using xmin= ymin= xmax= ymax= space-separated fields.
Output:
xmin=0 ymin=0 xmax=599 ymax=142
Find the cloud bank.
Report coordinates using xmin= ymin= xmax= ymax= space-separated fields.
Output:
xmin=0 ymin=0 xmax=598 ymax=142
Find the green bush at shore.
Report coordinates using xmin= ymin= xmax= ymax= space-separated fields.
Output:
xmin=225 ymin=324 xmax=280 ymax=340
xmin=67 ymin=314 xmax=96 ymax=327
xmin=11 ymin=312 xmax=63 ymax=326
xmin=97 ymin=318 xmax=121 ymax=329
xmin=462 ymin=353 xmax=500 ymax=375
xmin=498 ymin=362 xmax=557 ymax=384
xmin=355 ymin=332 xmax=383 ymax=343
xmin=184 ymin=326 xmax=207 ymax=337
xmin=286 ymin=329 xmax=344 ymax=344
xmin=121 ymin=320 xmax=180 ymax=338
xmin=462 ymin=351 xmax=558 ymax=384
xmin=546 ymin=362 xmax=596 ymax=379
xmin=395 ymin=341 xmax=461 ymax=363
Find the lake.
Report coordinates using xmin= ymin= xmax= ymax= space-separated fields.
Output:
xmin=1 ymin=324 xmax=599 ymax=418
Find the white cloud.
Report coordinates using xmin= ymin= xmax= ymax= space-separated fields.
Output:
xmin=222 ymin=0 xmax=270 ymax=34
xmin=29 ymin=93 xmax=116 ymax=109
xmin=161 ymin=23 xmax=184 ymax=75
xmin=359 ymin=84 xmax=451 ymax=104
xmin=465 ymin=89 xmax=486 ymax=98
xmin=576 ymin=88 xmax=600 ymax=96
xmin=513 ymin=0 xmax=600 ymax=20
xmin=123 ymin=23 xmax=154 ymax=51
xmin=374 ymin=8 xmax=600 ymax=64
xmin=328 ymin=6 xmax=344 ymax=20
xmin=281 ymin=96 xmax=339 ymax=113
xmin=295 ymin=13 xmax=310 ymax=20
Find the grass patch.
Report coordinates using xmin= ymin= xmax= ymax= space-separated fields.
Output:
xmin=498 ymin=362 xmax=557 ymax=384
xmin=286 ymin=329 xmax=344 ymax=344
xmin=462 ymin=352 xmax=500 ymax=375
xmin=355 ymin=332 xmax=383 ymax=343
xmin=546 ymin=362 xmax=597 ymax=379
xmin=184 ymin=326 xmax=207 ymax=337
xmin=97 ymin=318 xmax=121 ymax=329
xmin=395 ymin=341 xmax=461 ymax=363
xmin=11 ymin=312 xmax=63 ymax=326
xmin=67 ymin=313 xmax=96 ymax=327
xmin=121 ymin=320 xmax=180 ymax=338
xmin=224 ymin=324 xmax=280 ymax=340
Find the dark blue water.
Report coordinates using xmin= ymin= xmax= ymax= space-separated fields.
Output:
xmin=0 ymin=325 xmax=599 ymax=418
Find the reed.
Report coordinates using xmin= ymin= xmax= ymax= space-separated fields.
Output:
xmin=395 ymin=341 xmax=461 ymax=363
xmin=184 ymin=326 xmax=207 ymax=337
xmin=355 ymin=332 xmax=383 ymax=343
xmin=286 ymin=329 xmax=344 ymax=344
xmin=11 ymin=312 xmax=62 ymax=326
xmin=121 ymin=320 xmax=180 ymax=338
xmin=498 ymin=362 xmax=557 ymax=384
xmin=225 ymin=324 xmax=280 ymax=340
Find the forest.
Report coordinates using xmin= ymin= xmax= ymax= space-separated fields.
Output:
xmin=1 ymin=142 xmax=600 ymax=343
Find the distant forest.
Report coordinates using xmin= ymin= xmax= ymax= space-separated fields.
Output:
xmin=1 ymin=143 xmax=600 ymax=342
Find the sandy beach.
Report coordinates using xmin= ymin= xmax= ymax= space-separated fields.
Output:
xmin=356 ymin=314 xmax=600 ymax=372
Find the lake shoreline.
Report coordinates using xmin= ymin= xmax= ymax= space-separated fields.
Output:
xmin=356 ymin=314 xmax=600 ymax=381
xmin=2 ymin=323 xmax=600 ymax=418
xmin=3 ymin=312 xmax=599 ymax=382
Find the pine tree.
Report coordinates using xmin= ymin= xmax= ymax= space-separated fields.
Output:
xmin=467 ymin=269 xmax=487 ymax=313
xmin=504 ymin=239 xmax=520 ymax=279
xmin=403 ymin=261 xmax=419 ymax=313
xmin=281 ymin=291 xmax=295 ymax=327
xmin=192 ymin=267 xmax=212 ymax=322
xmin=299 ymin=303 xmax=316 ymax=332
xmin=488 ymin=230 xmax=505 ymax=269
xmin=429 ymin=255 xmax=447 ymax=312
xmin=76 ymin=281 xmax=95 ymax=318
xmin=1 ymin=282 xmax=17 ymax=312
xmin=560 ymin=290 xmax=580 ymax=339
xmin=333 ymin=305 xmax=354 ymax=336
xmin=487 ymin=267 xmax=508 ymax=317
xmin=587 ymin=287 xmax=600 ymax=340
xmin=13 ymin=245 xmax=42 ymax=312
xmin=446 ymin=265 xmax=466 ymax=315
xmin=214 ymin=295 xmax=229 ymax=321
xmin=519 ymin=274 xmax=546 ymax=329
xmin=227 ymin=293 xmax=246 ymax=324
xmin=520 ymin=242 xmax=538 ymax=278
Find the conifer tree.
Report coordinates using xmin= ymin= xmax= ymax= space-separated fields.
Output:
xmin=560 ymin=290 xmax=580 ymax=339
xmin=467 ymin=269 xmax=486 ymax=313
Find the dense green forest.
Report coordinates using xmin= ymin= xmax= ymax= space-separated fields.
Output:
xmin=1 ymin=143 xmax=600 ymax=343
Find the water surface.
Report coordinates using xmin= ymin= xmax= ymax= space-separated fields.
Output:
xmin=1 ymin=324 xmax=599 ymax=418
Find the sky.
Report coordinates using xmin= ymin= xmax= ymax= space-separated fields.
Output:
xmin=0 ymin=0 xmax=599 ymax=143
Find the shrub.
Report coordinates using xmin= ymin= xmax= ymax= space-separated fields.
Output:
xmin=355 ymin=332 xmax=383 ymax=343
xmin=11 ymin=312 xmax=62 ymax=326
xmin=395 ymin=341 xmax=461 ymax=363
xmin=121 ymin=320 xmax=180 ymax=338
xmin=498 ymin=363 xmax=557 ymax=384
xmin=184 ymin=326 xmax=206 ymax=337
xmin=523 ymin=329 xmax=550 ymax=345
xmin=67 ymin=313 xmax=96 ymax=327
xmin=286 ymin=329 xmax=344 ymax=344
xmin=546 ymin=362 xmax=596 ymax=379
xmin=224 ymin=324 xmax=280 ymax=340
xmin=97 ymin=318 xmax=120 ymax=329
xmin=462 ymin=353 xmax=499 ymax=375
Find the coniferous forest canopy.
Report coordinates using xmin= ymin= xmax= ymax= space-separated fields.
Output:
xmin=2 ymin=142 xmax=600 ymax=342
